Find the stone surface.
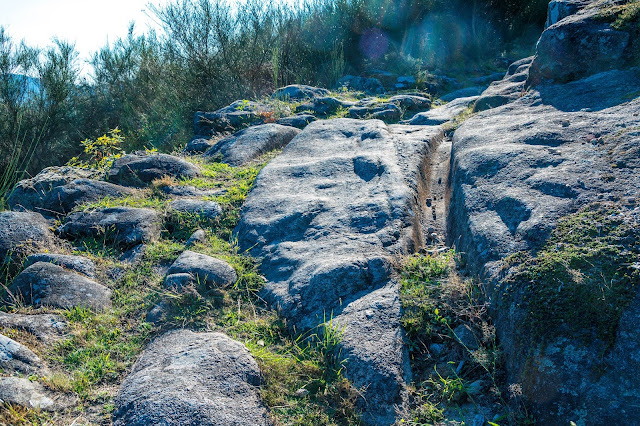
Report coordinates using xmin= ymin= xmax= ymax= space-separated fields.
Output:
xmin=546 ymin=0 xmax=592 ymax=27
xmin=0 ymin=211 xmax=53 ymax=265
xmin=276 ymin=114 xmax=317 ymax=129
xmin=59 ymin=207 xmax=161 ymax=248
xmin=337 ymin=75 xmax=386 ymax=94
xmin=0 ymin=333 xmax=44 ymax=375
xmin=24 ymin=253 xmax=96 ymax=278
xmin=168 ymin=199 xmax=222 ymax=220
xmin=440 ymin=86 xmax=486 ymax=102
xmin=184 ymin=137 xmax=215 ymax=154
xmin=186 ymin=229 xmax=207 ymax=247
xmin=530 ymin=3 xmax=633 ymax=83
xmin=163 ymin=273 xmax=194 ymax=291
xmin=348 ymin=102 xmax=402 ymax=122
xmin=474 ymin=57 xmax=532 ymax=112
xmin=167 ymin=251 xmax=237 ymax=288
xmin=236 ymin=119 xmax=442 ymax=423
xmin=108 ymin=153 xmax=200 ymax=186
xmin=114 ymin=330 xmax=272 ymax=426
xmin=7 ymin=167 xmax=132 ymax=216
xmin=8 ymin=262 xmax=112 ymax=311
xmin=0 ymin=377 xmax=75 ymax=410
xmin=405 ymin=96 xmax=478 ymax=126
xmin=205 ymin=124 xmax=301 ymax=166
xmin=0 ymin=312 xmax=68 ymax=343
xmin=448 ymin=64 xmax=640 ymax=423
xmin=194 ymin=101 xmax=272 ymax=136
xmin=296 ymin=97 xmax=355 ymax=117
xmin=388 ymin=95 xmax=432 ymax=112
xmin=273 ymin=84 xmax=329 ymax=101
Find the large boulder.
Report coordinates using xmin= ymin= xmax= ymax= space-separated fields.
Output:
xmin=108 ymin=153 xmax=200 ymax=186
xmin=273 ymin=84 xmax=329 ymax=101
xmin=8 ymin=172 xmax=133 ymax=216
xmin=58 ymin=207 xmax=161 ymax=248
xmin=24 ymin=253 xmax=96 ymax=278
xmin=0 ymin=312 xmax=67 ymax=343
xmin=0 ymin=211 xmax=53 ymax=265
xmin=114 ymin=330 xmax=272 ymax=426
xmin=166 ymin=250 xmax=237 ymax=288
xmin=8 ymin=262 xmax=112 ymax=311
xmin=236 ymin=119 xmax=443 ymax=423
xmin=0 ymin=334 xmax=45 ymax=375
xmin=194 ymin=101 xmax=273 ymax=136
xmin=448 ymin=65 xmax=640 ymax=423
xmin=204 ymin=124 xmax=301 ymax=166
xmin=530 ymin=2 xmax=634 ymax=83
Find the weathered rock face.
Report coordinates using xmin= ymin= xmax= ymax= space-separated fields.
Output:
xmin=276 ymin=114 xmax=317 ymax=129
xmin=448 ymin=65 xmax=640 ymax=423
xmin=168 ymin=199 xmax=222 ymax=220
xmin=194 ymin=101 xmax=273 ymax=135
xmin=546 ymin=0 xmax=592 ymax=27
xmin=296 ymin=97 xmax=356 ymax=117
xmin=530 ymin=1 xmax=634 ymax=83
xmin=0 ymin=377 xmax=75 ymax=410
xmin=0 ymin=211 xmax=53 ymax=265
xmin=473 ymin=57 xmax=532 ymax=112
xmin=24 ymin=253 xmax=96 ymax=278
xmin=205 ymin=124 xmax=301 ymax=166
xmin=405 ymin=96 xmax=478 ymax=126
xmin=59 ymin=207 xmax=161 ymax=248
xmin=0 ymin=312 xmax=67 ymax=343
xmin=8 ymin=174 xmax=134 ymax=216
xmin=273 ymin=84 xmax=329 ymax=101
xmin=8 ymin=262 xmax=112 ymax=311
xmin=184 ymin=137 xmax=215 ymax=154
xmin=114 ymin=330 xmax=272 ymax=426
xmin=236 ymin=119 xmax=442 ymax=423
xmin=167 ymin=250 xmax=237 ymax=288
xmin=0 ymin=333 xmax=45 ymax=375
xmin=108 ymin=153 xmax=200 ymax=186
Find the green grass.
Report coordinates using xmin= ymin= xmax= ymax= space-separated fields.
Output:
xmin=1 ymin=149 xmax=363 ymax=424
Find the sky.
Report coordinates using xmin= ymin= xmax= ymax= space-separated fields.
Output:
xmin=1 ymin=0 xmax=164 ymax=64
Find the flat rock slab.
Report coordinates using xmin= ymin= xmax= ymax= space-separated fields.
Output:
xmin=168 ymin=199 xmax=222 ymax=220
xmin=0 ymin=211 xmax=53 ymax=265
xmin=8 ymin=174 xmax=134 ymax=216
xmin=273 ymin=84 xmax=329 ymax=101
xmin=24 ymin=253 xmax=96 ymax=278
xmin=108 ymin=153 xmax=200 ymax=186
xmin=8 ymin=262 xmax=112 ymax=311
xmin=0 ymin=312 xmax=67 ymax=344
xmin=0 ymin=377 xmax=75 ymax=410
xmin=205 ymin=124 xmax=300 ymax=166
xmin=167 ymin=251 xmax=237 ymax=288
xmin=236 ymin=118 xmax=442 ymax=423
xmin=114 ymin=330 xmax=272 ymax=426
xmin=0 ymin=333 xmax=45 ymax=375
xmin=405 ymin=96 xmax=478 ymax=125
xmin=59 ymin=207 xmax=161 ymax=248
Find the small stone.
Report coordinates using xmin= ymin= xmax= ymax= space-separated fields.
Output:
xmin=146 ymin=301 xmax=170 ymax=325
xmin=257 ymin=340 xmax=265 ymax=347
xmin=295 ymin=388 xmax=310 ymax=398
xmin=164 ymin=273 xmax=195 ymax=291
xmin=167 ymin=251 xmax=237 ymax=288
xmin=186 ymin=229 xmax=207 ymax=247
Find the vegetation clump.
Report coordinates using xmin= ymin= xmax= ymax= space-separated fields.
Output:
xmin=502 ymin=202 xmax=640 ymax=347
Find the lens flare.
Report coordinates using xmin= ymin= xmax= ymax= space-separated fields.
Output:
xmin=359 ymin=28 xmax=389 ymax=60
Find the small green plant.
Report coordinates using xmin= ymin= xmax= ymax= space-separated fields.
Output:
xmin=67 ymin=128 xmax=124 ymax=170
